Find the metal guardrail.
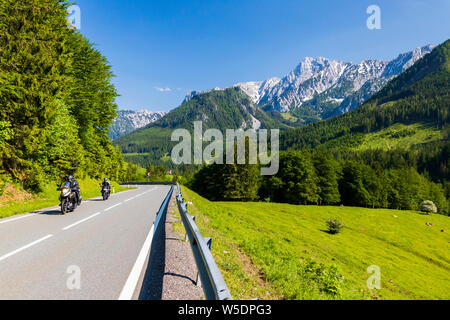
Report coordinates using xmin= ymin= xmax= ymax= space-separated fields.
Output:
xmin=153 ymin=185 xmax=174 ymax=238
xmin=121 ymin=181 xmax=233 ymax=300
xmin=119 ymin=184 xmax=174 ymax=300
xmin=175 ymin=182 xmax=233 ymax=300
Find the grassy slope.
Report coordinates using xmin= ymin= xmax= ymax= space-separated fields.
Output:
xmin=180 ymin=186 xmax=450 ymax=300
xmin=0 ymin=179 xmax=129 ymax=219
xmin=351 ymin=122 xmax=443 ymax=152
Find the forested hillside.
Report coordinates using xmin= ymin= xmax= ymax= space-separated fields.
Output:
xmin=0 ymin=0 xmax=142 ymax=194
xmin=278 ymin=39 xmax=450 ymax=188
xmin=281 ymin=39 xmax=450 ymax=151
xmin=189 ymin=41 xmax=450 ymax=215
xmin=114 ymin=87 xmax=289 ymax=166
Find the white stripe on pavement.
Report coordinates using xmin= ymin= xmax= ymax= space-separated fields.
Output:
xmin=104 ymin=202 xmax=123 ymax=212
xmin=62 ymin=212 xmax=103 ymax=231
xmin=0 ymin=234 xmax=54 ymax=263
xmin=118 ymin=224 xmax=155 ymax=300
xmin=62 ymin=186 xmax=159 ymax=231
xmin=0 ymin=214 xmax=34 ymax=225
xmin=117 ymin=187 xmax=163 ymax=299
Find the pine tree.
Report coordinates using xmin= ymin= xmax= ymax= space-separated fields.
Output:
xmin=0 ymin=0 xmax=73 ymax=188
xmin=339 ymin=161 xmax=371 ymax=207
xmin=275 ymin=151 xmax=319 ymax=205
xmin=313 ymin=152 xmax=341 ymax=205
xmin=64 ymin=32 xmax=120 ymax=178
xmin=0 ymin=0 xmax=126 ymax=188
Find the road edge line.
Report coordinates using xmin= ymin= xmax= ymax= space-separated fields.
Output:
xmin=118 ymin=224 xmax=155 ymax=300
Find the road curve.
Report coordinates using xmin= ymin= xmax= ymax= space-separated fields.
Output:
xmin=0 ymin=185 xmax=171 ymax=300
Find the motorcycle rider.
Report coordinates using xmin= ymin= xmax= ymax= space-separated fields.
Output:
xmin=68 ymin=175 xmax=82 ymax=206
xmin=100 ymin=178 xmax=111 ymax=200
xmin=101 ymin=178 xmax=111 ymax=191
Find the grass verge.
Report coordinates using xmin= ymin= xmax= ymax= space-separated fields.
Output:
xmin=180 ymin=186 xmax=450 ymax=300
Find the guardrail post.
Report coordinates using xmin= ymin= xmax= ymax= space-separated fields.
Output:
xmin=204 ymin=238 xmax=212 ymax=250
xmin=196 ymin=271 xmax=202 ymax=287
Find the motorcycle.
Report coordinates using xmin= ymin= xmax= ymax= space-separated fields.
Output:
xmin=101 ymin=183 xmax=111 ymax=201
xmin=58 ymin=182 xmax=79 ymax=215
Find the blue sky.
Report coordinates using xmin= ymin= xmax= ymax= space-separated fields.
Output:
xmin=72 ymin=0 xmax=450 ymax=112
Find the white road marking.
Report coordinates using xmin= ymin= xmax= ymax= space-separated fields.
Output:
xmin=111 ymin=188 xmax=135 ymax=196
xmin=104 ymin=202 xmax=123 ymax=212
xmin=117 ymin=186 xmax=161 ymax=299
xmin=0 ymin=214 xmax=34 ymax=225
xmin=62 ymin=186 xmax=159 ymax=231
xmin=62 ymin=212 xmax=103 ymax=231
xmin=0 ymin=188 xmax=151 ymax=227
xmin=0 ymin=234 xmax=54 ymax=263
xmin=118 ymin=224 xmax=155 ymax=300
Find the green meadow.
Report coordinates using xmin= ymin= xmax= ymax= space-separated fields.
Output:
xmin=179 ymin=186 xmax=450 ymax=300
xmin=352 ymin=122 xmax=443 ymax=152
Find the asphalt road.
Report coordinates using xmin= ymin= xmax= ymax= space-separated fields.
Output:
xmin=0 ymin=185 xmax=172 ymax=300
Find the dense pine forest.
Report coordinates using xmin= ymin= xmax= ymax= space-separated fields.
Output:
xmin=189 ymin=149 xmax=449 ymax=215
xmin=0 ymin=0 xmax=143 ymax=194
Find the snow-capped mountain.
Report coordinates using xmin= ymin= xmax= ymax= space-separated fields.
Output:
xmin=180 ymin=44 xmax=435 ymax=124
xmin=236 ymin=44 xmax=435 ymax=116
xmin=257 ymin=57 xmax=351 ymax=112
xmin=382 ymin=45 xmax=436 ymax=77
xmin=109 ymin=109 xmax=167 ymax=139
xmin=233 ymin=78 xmax=281 ymax=107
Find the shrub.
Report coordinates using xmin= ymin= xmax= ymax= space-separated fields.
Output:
xmin=420 ymin=200 xmax=438 ymax=214
xmin=301 ymin=260 xmax=344 ymax=296
xmin=326 ymin=218 xmax=344 ymax=234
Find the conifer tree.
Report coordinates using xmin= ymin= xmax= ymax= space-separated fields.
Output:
xmin=313 ymin=152 xmax=341 ymax=205
xmin=0 ymin=0 xmax=73 ymax=188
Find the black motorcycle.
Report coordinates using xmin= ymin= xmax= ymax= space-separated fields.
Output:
xmin=101 ymin=183 xmax=111 ymax=201
xmin=58 ymin=182 xmax=79 ymax=215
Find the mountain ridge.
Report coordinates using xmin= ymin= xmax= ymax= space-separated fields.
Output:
xmin=238 ymin=44 xmax=435 ymax=117
xmin=280 ymin=40 xmax=450 ymax=152
xmin=109 ymin=109 xmax=167 ymax=139
xmin=114 ymin=41 xmax=447 ymax=169
xmin=182 ymin=44 xmax=435 ymax=123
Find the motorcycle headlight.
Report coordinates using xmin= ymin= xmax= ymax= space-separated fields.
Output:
xmin=61 ymin=187 xmax=70 ymax=196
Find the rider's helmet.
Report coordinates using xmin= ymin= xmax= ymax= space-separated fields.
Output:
xmin=68 ymin=175 xmax=74 ymax=182
xmin=104 ymin=178 xmax=108 ymax=182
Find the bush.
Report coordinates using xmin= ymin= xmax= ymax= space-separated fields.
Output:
xmin=326 ymin=218 xmax=344 ymax=234
xmin=301 ymin=260 xmax=344 ymax=295
xmin=420 ymin=200 xmax=438 ymax=214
